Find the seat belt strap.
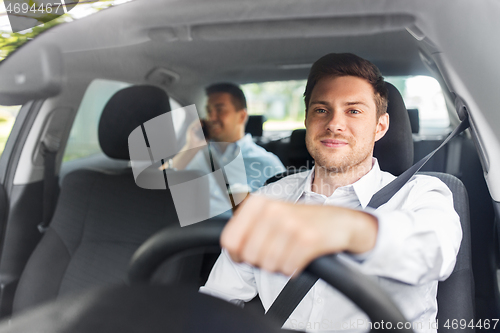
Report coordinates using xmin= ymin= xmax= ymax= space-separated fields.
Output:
xmin=202 ymin=144 xmax=236 ymax=208
xmin=265 ymin=271 xmax=319 ymax=324
xmin=37 ymin=142 xmax=59 ymax=233
xmin=265 ymin=115 xmax=470 ymax=326
xmin=367 ymin=116 xmax=469 ymax=208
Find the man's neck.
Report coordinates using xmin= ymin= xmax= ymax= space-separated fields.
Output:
xmin=311 ymin=158 xmax=374 ymax=197
xmin=212 ymin=130 xmax=245 ymax=154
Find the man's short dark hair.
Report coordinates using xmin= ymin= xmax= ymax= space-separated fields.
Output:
xmin=304 ymin=53 xmax=388 ymax=118
xmin=205 ymin=83 xmax=247 ymax=110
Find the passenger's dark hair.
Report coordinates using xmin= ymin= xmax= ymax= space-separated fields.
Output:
xmin=304 ymin=53 xmax=388 ymax=118
xmin=205 ymin=82 xmax=247 ymax=110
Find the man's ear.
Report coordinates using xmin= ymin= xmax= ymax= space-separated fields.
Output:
xmin=304 ymin=109 xmax=308 ymax=128
xmin=374 ymin=113 xmax=389 ymax=142
xmin=239 ymin=109 xmax=248 ymax=124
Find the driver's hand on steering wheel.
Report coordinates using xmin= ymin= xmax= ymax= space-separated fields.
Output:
xmin=220 ymin=195 xmax=379 ymax=276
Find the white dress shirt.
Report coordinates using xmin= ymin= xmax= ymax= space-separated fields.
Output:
xmin=199 ymin=158 xmax=462 ymax=333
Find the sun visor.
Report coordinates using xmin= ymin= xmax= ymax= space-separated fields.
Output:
xmin=190 ymin=15 xmax=416 ymax=41
xmin=0 ymin=44 xmax=64 ymax=106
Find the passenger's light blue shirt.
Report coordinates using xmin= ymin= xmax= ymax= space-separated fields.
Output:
xmin=186 ymin=134 xmax=285 ymax=217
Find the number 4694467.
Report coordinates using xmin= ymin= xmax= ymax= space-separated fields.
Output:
xmin=444 ymin=319 xmax=499 ymax=330
xmin=5 ymin=2 xmax=63 ymax=14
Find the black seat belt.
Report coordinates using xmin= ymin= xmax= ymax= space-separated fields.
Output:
xmin=37 ymin=141 xmax=59 ymax=233
xmin=265 ymin=115 xmax=470 ymax=326
xmin=202 ymin=143 xmax=236 ymax=209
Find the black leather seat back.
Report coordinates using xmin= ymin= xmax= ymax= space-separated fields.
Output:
xmin=421 ymin=172 xmax=475 ymax=332
xmin=13 ymin=170 xmax=179 ymax=310
xmin=372 ymin=82 xmax=413 ymax=175
xmin=288 ymin=129 xmax=314 ymax=169
xmin=245 ymin=115 xmax=266 ymax=137
xmin=407 ymin=108 xmax=420 ymax=134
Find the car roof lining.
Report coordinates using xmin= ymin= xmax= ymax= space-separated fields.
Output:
xmin=16 ymin=0 xmax=428 ymax=103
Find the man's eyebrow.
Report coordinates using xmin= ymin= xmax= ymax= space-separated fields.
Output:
xmin=208 ymin=103 xmax=226 ymax=108
xmin=309 ymin=100 xmax=330 ymax=106
xmin=345 ymin=101 xmax=370 ymax=108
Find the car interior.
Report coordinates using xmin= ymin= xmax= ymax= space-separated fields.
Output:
xmin=0 ymin=0 xmax=497 ymax=332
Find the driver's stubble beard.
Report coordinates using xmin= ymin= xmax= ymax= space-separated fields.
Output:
xmin=313 ymin=157 xmax=372 ymax=183
xmin=307 ymin=131 xmax=375 ymax=169
xmin=309 ymin=148 xmax=375 ymax=195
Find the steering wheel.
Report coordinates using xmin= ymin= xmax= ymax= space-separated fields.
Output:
xmin=128 ymin=218 xmax=414 ymax=333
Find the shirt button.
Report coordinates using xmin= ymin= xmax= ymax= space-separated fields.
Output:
xmin=316 ymin=298 xmax=322 ymax=304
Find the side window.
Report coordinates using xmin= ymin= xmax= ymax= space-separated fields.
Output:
xmin=385 ymin=76 xmax=449 ymax=135
xmin=63 ymin=79 xmax=131 ymax=162
xmin=0 ymin=105 xmax=22 ymax=157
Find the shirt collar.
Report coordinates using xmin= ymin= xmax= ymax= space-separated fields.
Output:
xmin=351 ymin=158 xmax=383 ymax=209
xmin=299 ymin=158 xmax=383 ymax=209
xmin=235 ymin=133 xmax=253 ymax=148
xmin=210 ymin=134 xmax=252 ymax=158
xmin=302 ymin=166 xmax=316 ymax=196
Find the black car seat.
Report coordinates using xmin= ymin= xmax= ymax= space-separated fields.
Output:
xmin=381 ymin=83 xmax=474 ymax=332
xmin=407 ymin=108 xmax=420 ymax=134
xmin=12 ymin=85 xmax=209 ymax=313
xmin=287 ymin=129 xmax=314 ymax=170
xmin=265 ymin=83 xmax=474 ymax=332
xmin=245 ymin=115 xmax=266 ymax=137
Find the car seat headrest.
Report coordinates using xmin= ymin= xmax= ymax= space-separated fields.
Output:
xmin=373 ymin=82 xmax=413 ymax=175
xmin=98 ymin=85 xmax=172 ymax=160
xmin=407 ymin=108 xmax=420 ymax=134
xmin=245 ymin=115 xmax=266 ymax=137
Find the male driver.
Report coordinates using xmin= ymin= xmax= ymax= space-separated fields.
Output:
xmin=200 ymin=54 xmax=462 ymax=332
xmin=166 ymin=83 xmax=285 ymax=217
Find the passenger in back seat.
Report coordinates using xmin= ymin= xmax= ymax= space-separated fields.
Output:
xmin=200 ymin=54 xmax=462 ymax=333
xmin=162 ymin=83 xmax=285 ymax=217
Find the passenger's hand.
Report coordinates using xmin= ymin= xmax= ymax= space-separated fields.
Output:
xmin=220 ymin=195 xmax=378 ymax=276
xmin=185 ymin=119 xmax=207 ymax=150
xmin=159 ymin=120 xmax=206 ymax=170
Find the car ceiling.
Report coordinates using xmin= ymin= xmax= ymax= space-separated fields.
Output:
xmin=23 ymin=0 xmax=428 ymax=102
xmin=4 ymin=0 xmax=500 ymax=200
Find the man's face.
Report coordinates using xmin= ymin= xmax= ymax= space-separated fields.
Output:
xmin=206 ymin=92 xmax=247 ymax=142
xmin=305 ymin=75 xmax=389 ymax=173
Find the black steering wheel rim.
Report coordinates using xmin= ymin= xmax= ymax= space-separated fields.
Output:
xmin=128 ymin=219 xmax=414 ymax=333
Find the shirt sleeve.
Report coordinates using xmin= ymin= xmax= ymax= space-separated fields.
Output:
xmin=199 ymin=248 xmax=258 ymax=305
xmin=350 ymin=175 xmax=462 ymax=285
